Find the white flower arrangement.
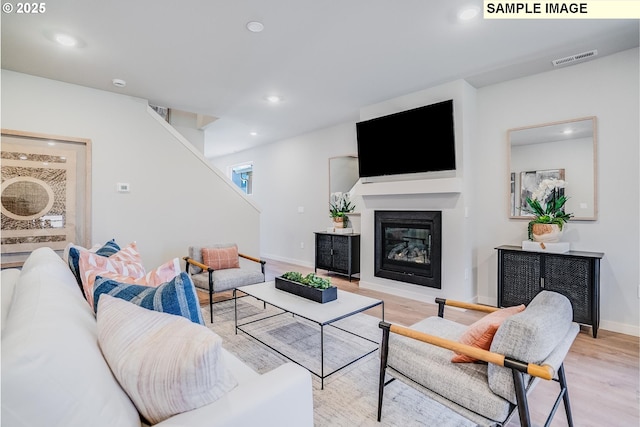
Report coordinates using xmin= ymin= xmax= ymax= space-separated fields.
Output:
xmin=525 ymin=178 xmax=573 ymax=239
xmin=329 ymin=192 xmax=355 ymax=219
xmin=530 ymin=178 xmax=566 ymax=207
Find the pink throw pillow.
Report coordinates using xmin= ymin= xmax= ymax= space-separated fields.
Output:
xmin=78 ymin=242 xmax=146 ymax=308
xmin=108 ymin=241 xmax=143 ymax=264
xmin=202 ymin=246 xmax=240 ymax=270
xmin=451 ymin=304 xmax=526 ymax=363
xmin=97 ymin=258 xmax=182 ymax=287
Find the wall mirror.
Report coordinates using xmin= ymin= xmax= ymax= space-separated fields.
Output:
xmin=329 ymin=155 xmax=359 ymax=197
xmin=508 ymin=116 xmax=597 ymax=220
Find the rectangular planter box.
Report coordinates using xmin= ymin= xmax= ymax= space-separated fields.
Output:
xmin=275 ymin=276 xmax=337 ymax=303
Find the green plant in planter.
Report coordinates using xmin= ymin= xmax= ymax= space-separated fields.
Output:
xmin=281 ymin=271 xmax=332 ymax=290
xmin=524 ymin=178 xmax=573 ymax=239
xmin=329 ymin=192 xmax=355 ymax=223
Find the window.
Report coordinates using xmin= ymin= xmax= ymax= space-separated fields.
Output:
xmin=230 ymin=162 xmax=253 ymax=195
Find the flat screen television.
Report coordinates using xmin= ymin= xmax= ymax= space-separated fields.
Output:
xmin=356 ymin=99 xmax=455 ymax=178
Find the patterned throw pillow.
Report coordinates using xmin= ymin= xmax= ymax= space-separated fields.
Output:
xmin=93 ymin=272 xmax=204 ymax=325
xmin=451 ymin=304 xmax=526 ymax=363
xmin=96 ymin=294 xmax=237 ymax=425
xmin=96 ymin=258 xmax=181 ymax=288
xmin=78 ymin=243 xmax=146 ymax=308
xmin=107 ymin=241 xmax=144 ymax=264
xmin=95 ymin=239 xmax=121 ymax=257
xmin=67 ymin=239 xmax=121 ymax=291
xmin=202 ymin=245 xmax=240 ymax=270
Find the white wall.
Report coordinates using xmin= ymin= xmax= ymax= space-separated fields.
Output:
xmin=212 ymin=122 xmax=358 ymax=265
xmin=474 ymin=48 xmax=639 ymax=335
xmin=1 ymin=70 xmax=261 ymax=268
xmin=213 ymin=48 xmax=639 ymax=336
xmin=168 ymin=109 xmax=206 ymax=154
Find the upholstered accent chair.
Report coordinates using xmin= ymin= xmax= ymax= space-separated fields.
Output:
xmin=184 ymin=243 xmax=265 ymax=322
xmin=378 ymin=291 xmax=579 ymax=427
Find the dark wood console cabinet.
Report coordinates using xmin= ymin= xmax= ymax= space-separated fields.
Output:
xmin=496 ymin=245 xmax=603 ymax=338
xmin=315 ymin=232 xmax=360 ymax=281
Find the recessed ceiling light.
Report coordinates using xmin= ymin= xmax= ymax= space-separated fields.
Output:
xmin=266 ymin=95 xmax=281 ymax=103
xmin=47 ymin=142 xmax=55 ymax=146
xmin=246 ymin=21 xmax=264 ymax=33
xmin=44 ymin=30 xmax=85 ymax=48
xmin=54 ymin=33 xmax=78 ymax=47
xmin=250 ymin=131 xmax=258 ymax=136
xmin=458 ymin=5 xmax=480 ymax=21
xmin=112 ymin=78 xmax=127 ymax=88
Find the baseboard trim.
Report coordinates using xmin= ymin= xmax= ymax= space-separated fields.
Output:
xmin=261 ymin=253 xmax=314 ymax=270
xmin=598 ymin=320 xmax=640 ymax=337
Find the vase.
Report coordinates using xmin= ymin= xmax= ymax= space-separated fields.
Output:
xmin=333 ymin=217 xmax=345 ymax=228
xmin=531 ymin=223 xmax=563 ymax=243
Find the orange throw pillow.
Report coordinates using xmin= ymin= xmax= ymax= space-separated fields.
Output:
xmin=202 ymin=246 xmax=240 ymax=270
xmin=451 ymin=304 xmax=526 ymax=363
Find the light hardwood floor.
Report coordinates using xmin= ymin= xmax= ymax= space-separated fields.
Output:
xmin=198 ymin=258 xmax=640 ymax=427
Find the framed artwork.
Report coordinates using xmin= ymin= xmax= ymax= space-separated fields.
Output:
xmin=519 ymin=168 xmax=565 ymax=214
xmin=1 ymin=129 xmax=92 ymax=267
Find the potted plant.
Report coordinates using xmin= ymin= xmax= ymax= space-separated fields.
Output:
xmin=275 ymin=271 xmax=337 ymax=303
xmin=524 ymin=178 xmax=573 ymax=242
xmin=329 ymin=192 xmax=355 ymax=228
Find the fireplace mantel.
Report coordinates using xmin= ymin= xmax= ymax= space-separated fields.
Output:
xmin=357 ymin=177 xmax=462 ymax=197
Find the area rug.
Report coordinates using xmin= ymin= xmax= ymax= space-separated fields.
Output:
xmin=203 ymin=297 xmax=476 ymax=427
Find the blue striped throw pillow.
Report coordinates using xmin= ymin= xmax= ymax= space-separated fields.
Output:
xmin=93 ymin=272 xmax=204 ymax=325
xmin=95 ymin=239 xmax=121 ymax=256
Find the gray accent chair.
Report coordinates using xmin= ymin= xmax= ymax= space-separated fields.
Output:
xmin=184 ymin=243 xmax=265 ymax=322
xmin=378 ymin=290 xmax=579 ymax=427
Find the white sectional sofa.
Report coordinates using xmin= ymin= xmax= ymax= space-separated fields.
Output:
xmin=1 ymin=247 xmax=314 ymax=427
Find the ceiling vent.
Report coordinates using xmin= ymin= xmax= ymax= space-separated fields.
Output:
xmin=552 ymin=50 xmax=598 ymax=67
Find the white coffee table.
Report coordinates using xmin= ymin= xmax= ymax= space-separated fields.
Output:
xmin=234 ymin=281 xmax=384 ymax=389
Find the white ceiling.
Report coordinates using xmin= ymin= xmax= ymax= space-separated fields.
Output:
xmin=2 ymin=1 xmax=638 ymax=158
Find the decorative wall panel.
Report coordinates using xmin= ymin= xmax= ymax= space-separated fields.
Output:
xmin=1 ymin=130 xmax=91 ymax=266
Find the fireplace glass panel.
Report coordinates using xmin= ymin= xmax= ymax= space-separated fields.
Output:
xmin=383 ymin=226 xmax=432 ymax=273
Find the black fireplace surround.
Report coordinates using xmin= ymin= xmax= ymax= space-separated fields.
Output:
xmin=374 ymin=210 xmax=442 ymax=288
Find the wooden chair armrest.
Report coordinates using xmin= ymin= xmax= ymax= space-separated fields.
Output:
xmin=381 ymin=321 xmax=554 ymax=380
xmin=183 ymin=256 xmax=213 ymax=272
xmin=239 ymin=253 xmax=266 ymax=275
xmin=239 ymin=253 xmax=266 ymax=265
xmin=435 ymin=297 xmax=500 ymax=317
